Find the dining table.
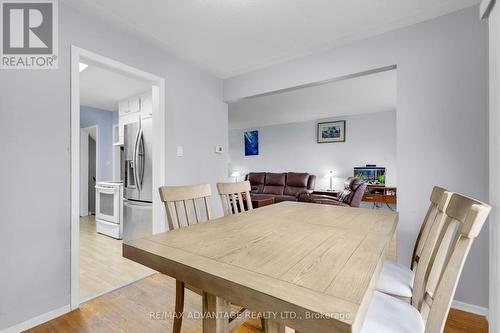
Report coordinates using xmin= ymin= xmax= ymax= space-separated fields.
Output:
xmin=123 ymin=201 xmax=398 ymax=333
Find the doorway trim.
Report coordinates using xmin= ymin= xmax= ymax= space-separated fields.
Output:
xmin=70 ymin=46 xmax=166 ymax=309
xmin=482 ymin=1 xmax=499 ymax=331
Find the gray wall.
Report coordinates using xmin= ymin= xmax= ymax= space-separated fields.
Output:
xmin=80 ymin=106 xmax=117 ymax=181
xmin=229 ymin=111 xmax=397 ymax=190
xmin=224 ymin=6 xmax=489 ymax=308
xmin=0 ymin=3 xmax=228 ymax=330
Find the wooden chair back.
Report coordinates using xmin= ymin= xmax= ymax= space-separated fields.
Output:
xmin=216 ymin=181 xmax=253 ymax=216
xmin=410 ymin=186 xmax=447 ymax=270
xmin=158 ymin=184 xmax=213 ymax=230
xmin=415 ymin=192 xmax=490 ymax=333
xmin=411 ymin=190 xmax=452 ymax=308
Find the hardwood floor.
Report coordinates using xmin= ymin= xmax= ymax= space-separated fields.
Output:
xmin=28 ymin=274 xmax=488 ymax=333
xmin=79 ymin=216 xmax=155 ymax=301
xmin=445 ymin=308 xmax=488 ymax=333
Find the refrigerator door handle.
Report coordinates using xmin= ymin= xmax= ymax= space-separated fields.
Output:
xmin=138 ymin=130 xmax=145 ymax=187
xmin=133 ymin=126 xmax=142 ymax=192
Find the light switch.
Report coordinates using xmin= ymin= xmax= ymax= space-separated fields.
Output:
xmin=176 ymin=146 xmax=184 ymax=157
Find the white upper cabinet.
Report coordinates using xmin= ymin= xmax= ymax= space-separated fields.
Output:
xmin=118 ymin=100 xmax=129 ymax=115
xmin=115 ymin=91 xmax=152 ymax=146
xmin=129 ymin=96 xmax=141 ymax=114
xmin=140 ymin=92 xmax=153 ymax=118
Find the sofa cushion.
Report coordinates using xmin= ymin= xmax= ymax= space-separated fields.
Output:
xmin=263 ymin=173 xmax=286 ymax=195
xmin=248 ymin=172 xmax=266 ymax=193
xmin=250 ymin=193 xmax=275 ymax=201
xmin=265 ymin=173 xmax=286 ymax=186
xmin=284 ymin=172 xmax=310 ymax=196
xmin=285 ymin=186 xmax=306 ymax=196
xmin=286 ymin=172 xmax=309 ymax=187
xmin=310 ymin=194 xmax=349 ymax=206
xmin=263 ymin=185 xmax=285 ymax=195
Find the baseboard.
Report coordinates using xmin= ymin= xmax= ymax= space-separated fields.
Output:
xmin=1 ymin=273 xmax=156 ymax=333
xmin=452 ymin=300 xmax=489 ymax=318
xmin=0 ymin=304 xmax=71 ymax=333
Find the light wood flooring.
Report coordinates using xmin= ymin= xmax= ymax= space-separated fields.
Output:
xmin=29 ymin=274 xmax=488 ymax=333
xmin=79 ymin=215 xmax=155 ymax=301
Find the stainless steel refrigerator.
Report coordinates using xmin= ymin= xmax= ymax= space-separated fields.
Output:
xmin=123 ymin=117 xmax=153 ymax=242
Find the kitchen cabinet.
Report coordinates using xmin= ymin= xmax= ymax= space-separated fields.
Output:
xmin=114 ymin=91 xmax=152 ymax=146
xmin=140 ymin=92 xmax=153 ymax=118
xmin=118 ymin=100 xmax=129 ymax=115
xmin=129 ymin=96 xmax=141 ymax=114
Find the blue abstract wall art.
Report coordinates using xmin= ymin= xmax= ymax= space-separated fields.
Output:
xmin=244 ymin=130 xmax=259 ymax=156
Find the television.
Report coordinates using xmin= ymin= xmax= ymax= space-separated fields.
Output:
xmin=354 ymin=166 xmax=386 ymax=186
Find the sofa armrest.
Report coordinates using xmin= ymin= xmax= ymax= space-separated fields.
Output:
xmin=324 ymin=200 xmax=350 ymax=207
xmin=295 ymin=188 xmax=315 ymax=199
xmin=298 ymin=192 xmax=313 ymax=202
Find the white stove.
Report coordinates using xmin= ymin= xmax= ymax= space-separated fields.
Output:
xmin=95 ymin=181 xmax=123 ymax=239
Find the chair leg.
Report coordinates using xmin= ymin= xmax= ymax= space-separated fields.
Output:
xmin=173 ymin=280 xmax=184 ymax=333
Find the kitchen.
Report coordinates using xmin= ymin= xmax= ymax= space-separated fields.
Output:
xmin=79 ymin=60 xmax=157 ymax=301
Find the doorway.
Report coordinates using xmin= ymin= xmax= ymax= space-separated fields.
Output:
xmin=80 ymin=126 xmax=98 ymax=216
xmin=71 ymin=46 xmax=166 ymax=309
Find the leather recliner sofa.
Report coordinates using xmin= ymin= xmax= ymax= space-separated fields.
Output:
xmin=246 ymin=172 xmax=316 ymax=203
xmin=301 ymin=177 xmax=367 ymax=207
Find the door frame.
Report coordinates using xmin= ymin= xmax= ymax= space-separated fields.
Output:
xmin=79 ymin=125 xmax=99 ymax=216
xmin=483 ymin=0 xmax=499 ymax=331
xmin=70 ymin=46 xmax=166 ymax=309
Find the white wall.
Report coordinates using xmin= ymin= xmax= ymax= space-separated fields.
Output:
xmin=229 ymin=111 xmax=396 ymax=190
xmin=0 ymin=3 xmax=228 ymax=330
xmin=224 ymin=6 xmax=489 ymax=308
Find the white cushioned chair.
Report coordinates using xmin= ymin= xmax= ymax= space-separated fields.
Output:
xmin=361 ymin=192 xmax=490 ymax=333
xmin=361 ymin=291 xmax=425 ymax=333
xmin=375 ymin=186 xmax=447 ymax=300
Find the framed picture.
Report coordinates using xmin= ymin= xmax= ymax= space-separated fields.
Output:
xmin=244 ymin=130 xmax=259 ymax=156
xmin=317 ymin=120 xmax=346 ymax=143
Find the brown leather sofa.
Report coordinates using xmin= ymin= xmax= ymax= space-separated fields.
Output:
xmin=301 ymin=177 xmax=367 ymax=207
xmin=246 ymin=172 xmax=316 ymax=203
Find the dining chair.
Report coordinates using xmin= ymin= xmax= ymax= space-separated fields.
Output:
xmin=375 ymin=186 xmax=447 ymax=300
xmin=216 ymin=180 xmax=253 ymax=216
xmin=159 ymin=184 xmax=248 ymax=333
xmin=360 ymin=191 xmax=491 ymax=333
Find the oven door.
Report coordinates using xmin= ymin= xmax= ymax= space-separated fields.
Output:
xmin=95 ymin=185 xmax=120 ymax=224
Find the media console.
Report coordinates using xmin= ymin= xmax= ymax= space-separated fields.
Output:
xmin=362 ymin=185 xmax=397 ymax=204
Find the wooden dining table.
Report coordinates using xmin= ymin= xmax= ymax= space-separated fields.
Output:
xmin=123 ymin=201 xmax=398 ymax=333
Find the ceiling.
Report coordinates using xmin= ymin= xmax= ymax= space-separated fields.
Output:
xmin=228 ymin=69 xmax=396 ymax=129
xmin=62 ymin=0 xmax=479 ymax=78
xmin=80 ymin=62 xmax=152 ymax=111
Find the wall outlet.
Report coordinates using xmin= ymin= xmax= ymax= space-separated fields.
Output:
xmin=215 ymin=145 xmax=224 ymax=154
xmin=176 ymin=146 xmax=184 ymax=157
